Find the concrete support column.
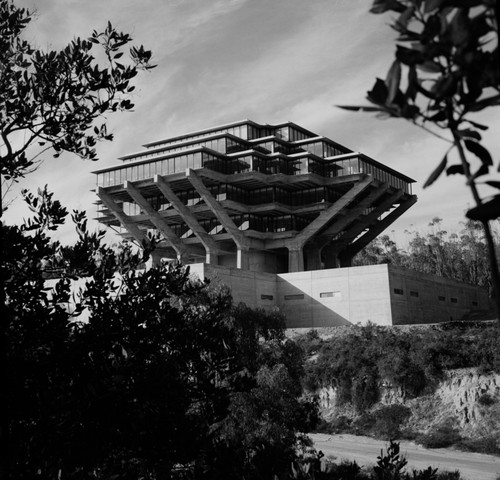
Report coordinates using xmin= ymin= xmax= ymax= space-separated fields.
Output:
xmin=288 ymin=247 xmax=304 ymax=273
xmin=323 ymin=246 xmax=340 ymax=269
xmin=205 ymin=250 xmax=218 ymax=265
xmin=304 ymin=244 xmax=322 ymax=271
xmin=338 ymin=253 xmax=353 ymax=268
xmin=237 ymin=248 xmax=250 ymax=270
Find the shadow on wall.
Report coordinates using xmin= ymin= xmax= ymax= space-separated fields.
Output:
xmin=275 ymin=281 xmax=353 ymax=328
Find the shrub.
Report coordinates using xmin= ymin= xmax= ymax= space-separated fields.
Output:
xmin=457 ymin=435 xmax=500 ymax=455
xmin=477 ymin=393 xmax=496 ymax=407
xmin=329 ymin=460 xmax=371 ymax=479
xmin=372 ymin=405 xmax=412 ymax=440
xmin=351 ymin=412 xmax=377 ymax=435
xmin=416 ymin=425 xmax=462 ymax=449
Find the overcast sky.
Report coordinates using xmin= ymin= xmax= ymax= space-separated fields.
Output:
xmin=5 ymin=0 xmax=500 ymax=246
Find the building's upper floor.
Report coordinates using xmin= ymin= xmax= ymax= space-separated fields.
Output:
xmin=94 ymin=120 xmax=414 ymax=194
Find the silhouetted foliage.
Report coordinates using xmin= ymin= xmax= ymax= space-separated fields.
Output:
xmin=339 ymin=0 xmax=500 ymax=317
xmin=0 ymin=0 xmax=155 ymax=211
xmin=2 ymin=188 xmax=317 ymax=479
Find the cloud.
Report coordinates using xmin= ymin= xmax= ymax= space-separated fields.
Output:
xmin=8 ymin=0 xmax=500 ymax=245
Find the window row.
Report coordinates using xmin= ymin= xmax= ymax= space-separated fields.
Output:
xmin=124 ymin=136 xmax=251 ymax=164
xmin=117 ymin=184 xmax=344 ymax=218
xmin=393 ymin=288 xmax=465 ymax=305
xmin=97 ymin=152 xmax=411 ymax=195
xmin=168 ymin=213 xmax=312 ymax=237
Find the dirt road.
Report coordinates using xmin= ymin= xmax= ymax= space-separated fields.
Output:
xmin=310 ymin=433 xmax=500 ymax=480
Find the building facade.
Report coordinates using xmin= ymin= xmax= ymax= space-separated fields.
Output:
xmin=94 ymin=120 xmax=416 ymax=273
xmin=188 ymin=263 xmax=490 ymax=327
xmin=93 ymin=120 xmax=490 ymax=326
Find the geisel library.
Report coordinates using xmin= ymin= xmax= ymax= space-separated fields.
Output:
xmin=94 ymin=120 xmax=490 ymax=327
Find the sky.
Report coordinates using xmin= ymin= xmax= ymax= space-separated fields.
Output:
xmin=4 ymin=0 xmax=500 ymax=247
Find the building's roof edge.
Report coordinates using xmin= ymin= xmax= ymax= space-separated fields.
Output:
xmin=358 ymin=153 xmax=416 ymax=183
xmin=142 ymin=119 xmax=261 ymax=149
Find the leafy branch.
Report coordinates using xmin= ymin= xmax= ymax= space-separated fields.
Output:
xmin=0 ymin=0 xmax=156 ymax=184
xmin=338 ymin=0 xmax=500 ymax=317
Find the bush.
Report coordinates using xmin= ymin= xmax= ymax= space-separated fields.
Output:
xmin=477 ymin=393 xmax=496 ymax=407
xmin=302 ymin=323 xmax=500 ymax=416
xmin=416 ymin=425 xmax=462 ymax=449
xmin=351 ymin=412 xmax=377 ymax=435
xmin=372 ymin=405 xmax=412 ymax=440
xmin=329 ymin=460 xmax=371 ymax=479
xmin=457 ymin=435 xmax=500 ymax=455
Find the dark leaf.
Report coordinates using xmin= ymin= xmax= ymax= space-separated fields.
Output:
xmin=385 ymin=60 xmax=402 ymax=104
xmin=471 ymin=163 xmax=489 ymax=180
xmin=449 ymin=9 xmax=470 ymax=47
xmin=370 ymin=0 xmax=390 ymax=13
xmin=432 ymin=74 xmax=457 ymax=98
xmin=466 ymin=120 xmax=488 ymax=131
xmin=370 ymin=0 xmax=406 ymax=13
xmin=423 ymin=153 xmax=447 ymax=188
xmin=417 ymin=61 xmax=442 ymax=73
xmin=429 ymin=110 xmax=447 ymax=122
xmin=446 ymin=164 xmax=464 ymax=175
xmin=401 ymin=104 xmax=420 ymax=119
xmin=485 ymin=181 xmax=500 ymax=190
xmin=464 ymin=140 xmax=493 ymax=166
xmin=405 ymin=66 xmax=418 ymax=101
xmin=394 ymin=6 xmax=416 ymax=31
xmin=457 ymin=129 xmax=481 ymax=141
xmin=424 ymin=0 xmax=446 ymax=12
xmin=466 ymin=195 xmax=500 ymax=221
xmin=337 ymin=105 xmax=388 ymax=113
xmin=468 ymin=94 xmax=500 ymax=112
xmin=396 ymin=45 xmax=424 ymax=66
xmin=367 ymin=78 xmax=388 ymax=105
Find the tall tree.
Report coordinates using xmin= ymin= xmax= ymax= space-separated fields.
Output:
xmin=339 ymin=0 xmax=500 ymax=316
xmin=354 ymin=218 xmax=493 ymax=295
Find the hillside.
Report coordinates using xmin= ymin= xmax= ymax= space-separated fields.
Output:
xmin=294 ymin=322 xmax=500 ymax=454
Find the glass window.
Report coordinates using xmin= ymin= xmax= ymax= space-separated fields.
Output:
xmin=284 ymin=294 xmax=304 ymax=300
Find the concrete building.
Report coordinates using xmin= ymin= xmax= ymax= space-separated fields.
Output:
xmin=188 ymin=263 xmax=489 ymax=327
xmin=93 ymin=120 xmax=489 ymax=326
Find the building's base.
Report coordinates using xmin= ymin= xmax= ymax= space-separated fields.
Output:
xmin=188 ymin=263 xmax=491 ymax=328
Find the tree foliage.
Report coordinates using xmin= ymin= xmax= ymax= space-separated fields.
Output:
xmin=302 ymin=322 xmax=500 ymax=414
xmin=339 ymin=0 xmax=500 ymax=316
xmin=353 ymin=218 xmax=494 ymax=294
xmin=0 ymin=0 xmax=155 ymax=184
xmin=2 ymin=188 xmax=317 ymax=479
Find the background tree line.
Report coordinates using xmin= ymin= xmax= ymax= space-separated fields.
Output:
xmin=353 ymin=218 xmax=496 ymax=296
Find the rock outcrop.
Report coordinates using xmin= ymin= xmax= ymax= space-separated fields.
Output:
xmin=316 ymin=368 xmax=500 ymax=438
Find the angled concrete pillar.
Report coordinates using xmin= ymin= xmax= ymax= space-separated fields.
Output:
xmin=339 ymin=195 xmax=418 ymax=262
xmin=330 ymin=190 xmax=406 ymax=251
xmin=187 ymin=168 xmax=252 ymax=269
xmin=155 ymin=175 xmax=221 ymax=265
xmin=97 ymin=187 xmax=149 ymax=246
xmin=319 ymin=183 xmax=390 ymax=240
xmin=292 ymin=175 xmax=375 ymax=249
xmin=288 ymin=246 xmax=304 ymax=273
xmin=124 ymin=181 xmax=191 ymax=263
